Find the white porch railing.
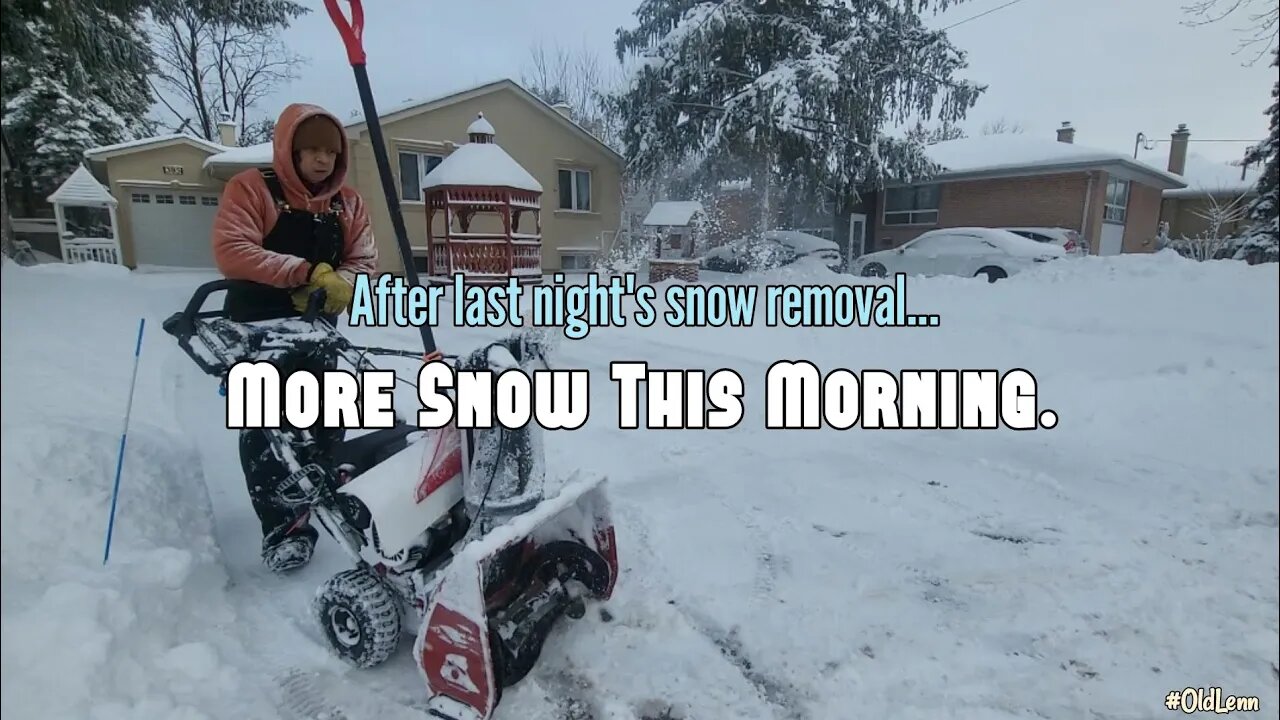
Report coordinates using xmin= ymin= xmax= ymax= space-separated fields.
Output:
xmin=63 ymin=237 xmax=123 ymax=265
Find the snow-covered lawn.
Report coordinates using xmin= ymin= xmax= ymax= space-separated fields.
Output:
xmin=2 ymin=254 xmax=1277 ymax=720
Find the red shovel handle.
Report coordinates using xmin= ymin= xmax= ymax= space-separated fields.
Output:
xmin=324 ymin=0 xmax=366 ymax=65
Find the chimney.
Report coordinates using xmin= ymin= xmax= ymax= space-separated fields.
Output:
xmin=217 ymin=118 xmax=237 ymax=147
xmin=1056 ymin=121 xmax=1075 ymax=144
xmin=1168 ymin=123 xmax=1190 ymax=175
xmin=551 ymin=102 xmax=573 ymax=121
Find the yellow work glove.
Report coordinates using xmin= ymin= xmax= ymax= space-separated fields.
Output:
xmin=291 ymin=262 xmax=354 ymax=315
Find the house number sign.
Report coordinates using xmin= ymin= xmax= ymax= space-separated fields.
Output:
xmin=162 ymin=165 xmax=185 ymax=175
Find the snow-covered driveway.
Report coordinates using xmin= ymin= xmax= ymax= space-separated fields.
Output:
xmin=2 ymin=254 xmax=1276 ymax=720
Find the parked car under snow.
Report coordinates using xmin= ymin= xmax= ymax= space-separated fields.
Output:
xmin=848 ymin=227 xmax=1065 ymax=282
xmin=1001 ymin=226 xmax=1090 ymax=257
xmin=701 ymin=230 xmax=843 ymax=274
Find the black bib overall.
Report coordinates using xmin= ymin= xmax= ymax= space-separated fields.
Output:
xmin=224 ymin=169 xmax=346 ymax=323
xmin=232 ymin=169 xmax=348 ymax=543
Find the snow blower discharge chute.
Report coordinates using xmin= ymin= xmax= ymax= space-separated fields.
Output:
xmin=160 ymin=2 xmax=618 ymax=717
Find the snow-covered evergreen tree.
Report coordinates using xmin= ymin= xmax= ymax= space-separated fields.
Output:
xmin=2 ymin=16 xmax=155 ymax=203
xmin=607 ymin=0 xmax=985 ymax=218
xmin=1235 ymin=46 xmax=1278 ymax=263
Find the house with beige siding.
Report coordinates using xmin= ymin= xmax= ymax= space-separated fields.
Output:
xmin=860 ymin=123 xmax=1187 ymax=262
xmin=79 ymin=79 xmax=623 ymax=275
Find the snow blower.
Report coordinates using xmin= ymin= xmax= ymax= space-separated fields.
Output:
xmin=163 ymin=289 xmax=618 ymax=717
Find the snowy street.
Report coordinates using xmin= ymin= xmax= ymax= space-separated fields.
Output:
xmin=2 ymin=255 xmax=1277 ymax=720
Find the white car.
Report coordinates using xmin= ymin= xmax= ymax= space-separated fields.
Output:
xmin=1001 ymin=226 xmax=1090 ymax=257
xmin=850 ymin=227 xmax=1065 ymax=282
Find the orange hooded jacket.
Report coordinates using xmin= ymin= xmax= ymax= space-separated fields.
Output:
xmin=211 ymin=103 xmax=377 ymax=289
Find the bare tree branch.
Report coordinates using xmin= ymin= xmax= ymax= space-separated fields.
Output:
xmin=147 ymin=4 xmax=304 ymax=144
xmin=519 ymin=39 xmax=626 ymax=150
xmin=981 ymin=117 xmax=1025 ymax=135
xmin=1181 ymin=0 xmax=1279 ymax=64
xmin=1167 ymin=191 xmax=1252 ymax=259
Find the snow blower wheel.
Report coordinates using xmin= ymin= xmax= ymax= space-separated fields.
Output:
xmin=313 ymin=568 xmax=402 ymax=669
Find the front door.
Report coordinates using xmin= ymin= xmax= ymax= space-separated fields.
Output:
xmin=1099 ymin=222 xmax=1124 ymax=256
xmin=847 ymin=212 xmax=868 ymax=267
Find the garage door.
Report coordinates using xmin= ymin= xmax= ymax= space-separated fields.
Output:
xmin=128 ymin=189 xmax=221 ymax=268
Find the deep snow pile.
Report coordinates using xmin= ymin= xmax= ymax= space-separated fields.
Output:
xmin=2 ymin=252 xmax=1277 ymax=720
xmin=0 ymin=263 xmax=278 ymax=719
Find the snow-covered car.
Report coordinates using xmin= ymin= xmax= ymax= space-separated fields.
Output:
xmin=702 ymin=230 xmax=842 ymax=273
xmin=849 ymin=227 xmax=1066 ymax=282
xmin=1001 ymin=226 xmax=1089 ymax=257
xmin=765 ymin=230 xmax=843 ymax=270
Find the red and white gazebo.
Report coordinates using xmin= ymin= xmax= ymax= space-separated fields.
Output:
xmin=421 ymin=112 xmax=544 ymax=286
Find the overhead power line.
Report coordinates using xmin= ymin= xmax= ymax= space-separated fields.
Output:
xmin=942 ymin=0 xmax=1035 ymax=31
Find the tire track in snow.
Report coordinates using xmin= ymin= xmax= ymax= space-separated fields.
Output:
xmin=669 ymin=600 xmax=811 ymax=720
xmin=618 ymin=481 xmax=811 ymax=720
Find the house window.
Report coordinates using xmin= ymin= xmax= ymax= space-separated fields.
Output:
xmin=155 ymin=194 xmax=174 ymax=204
xmin=560 ymin=251 xmax=595 ymax=271
xmin=398 ymin=151 xmax=444 ymax=202
xmin=883 ymin=184 xmax=940 ymax=225
xmin=201 ymin=196 xmax=219 ymax=206
xmin=558 ymin=168 xmax=591 ymax=211
xmin=131 ymin=193 xmax=150 ymax=203
xmin=179 ymin=195 xmax=196 ymax=205
xmin=1103 ymin=177 xmax=1129 ymax=223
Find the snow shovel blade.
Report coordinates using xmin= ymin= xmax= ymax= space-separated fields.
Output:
xmin=414 ymin=473 xmax=618 ymax=720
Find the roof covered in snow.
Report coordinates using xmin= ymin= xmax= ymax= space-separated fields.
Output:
xmin=83 ymin=133 xmax=229 ymax=159
xmin=203 ymin=142 xmax=273 ymax=168
xmin=921 ymin=135 xmax=1187 ymax=190
xmin=643 ymin=201 xmax=703 ymax=226
xmin=422 ymin=116 xmax=541 ymax=193
xmin=47 ymin=164 xmax=116 ymax=206
xmin=1134 ymin=148 xmax=1263 ymax=198
xmin=468 ymin=113 xmax=496 ymax=136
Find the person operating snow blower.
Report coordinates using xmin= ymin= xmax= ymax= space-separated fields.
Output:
xmin=210 ymin=102 xmax=378 ymax=573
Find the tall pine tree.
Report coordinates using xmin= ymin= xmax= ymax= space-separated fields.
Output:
xmin=607 ymin=0 xmax=985 ymax=227
xmin=1 ymin=15 xmax=155 ymax=207
xmin=1236 ymin=46 xmax=1278 ymax=263
xmin=2 ymin=2 xmax=157 ymax=212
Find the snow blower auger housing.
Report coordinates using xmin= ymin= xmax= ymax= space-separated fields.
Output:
xmin=162 ymin=279 xmax=618 ymax=720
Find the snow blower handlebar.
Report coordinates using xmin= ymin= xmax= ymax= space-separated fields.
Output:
xmin=324 ymin=0 xmax=438 ymax=359
xmin=161 ymin=279 xmax=330 ymax=374
xmin=162 ymin=279 xmax=441 ymax=379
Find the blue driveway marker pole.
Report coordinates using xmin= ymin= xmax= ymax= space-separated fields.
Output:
xmin=103 ymin=317 xmax=146 ymax=565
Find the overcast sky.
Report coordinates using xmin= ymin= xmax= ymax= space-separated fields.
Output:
xmin=264 ymin=0 xmax=1275 ymax=166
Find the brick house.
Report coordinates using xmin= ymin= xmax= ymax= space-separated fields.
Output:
xmin=864 ymin=123 xmax=1187 ymax=263
xmin=1135 ymin=124 xmax=1263 ymax=241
